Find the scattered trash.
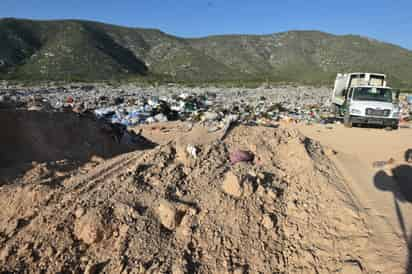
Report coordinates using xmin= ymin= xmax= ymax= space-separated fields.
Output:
xmin=230 ymin=150 xmax=254 ymax=165
xmin=372 ymin=158 xmax=395 ymax=168
xmin=373 ymin=161 xmax=387 ymax=168
xmin=1 ymin=84 xmax=411 ymax=130
xmin=186 ymin=144 xmax=198 ymax=159
xmin=154 ymin=113 xmax=168 ymax=123
xmin=405 ymin=149 xmax=412 ymax=163
xmin=220 ymin=114 xmax=239 ymax=140
xmin=66 ymin=96 xmax=74 ymax=104
xmin=202 ymin=111 xmax=219 ymax=122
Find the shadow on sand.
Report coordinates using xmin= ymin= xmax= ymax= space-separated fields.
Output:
xmin=0 ymin=110 xmax=156 ymax=183
xmin=374 ymin=150 xmax=412 ymax=273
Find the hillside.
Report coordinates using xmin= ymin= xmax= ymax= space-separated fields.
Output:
xmin=1 ymin=18 xmax=412 ymax=86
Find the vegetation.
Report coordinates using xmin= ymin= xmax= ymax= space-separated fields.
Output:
xmin=1 ymin=18 xmax=412 ymax=88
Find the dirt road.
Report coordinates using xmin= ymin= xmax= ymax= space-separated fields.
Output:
xmin=299 ymin=124 xmax=412 ymax=273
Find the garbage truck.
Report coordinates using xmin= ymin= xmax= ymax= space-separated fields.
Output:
xmin=331 ymin=72 xmax=400 ymax=129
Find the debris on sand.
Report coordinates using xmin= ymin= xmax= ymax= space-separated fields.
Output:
xmin=229 ymin=149 xmax=254 ymax=165
xmin=186 ymin=144 xmax=199 ymax=159
xmin=405 ymin=149 xmax=412 ymax=163
xmin=372 ymin=158 xmax=396 ymax=168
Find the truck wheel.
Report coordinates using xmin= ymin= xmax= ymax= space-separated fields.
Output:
xmin=392 ymin=124 xmax=399 ymax=130
xmin=344 ymin=114 xmax=352 ymax=128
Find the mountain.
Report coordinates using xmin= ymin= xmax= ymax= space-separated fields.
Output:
xmin=1 ymin=18 xmax=412 ymax=87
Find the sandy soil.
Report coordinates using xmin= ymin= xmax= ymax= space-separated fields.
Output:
xmin=299 ymin=123 xmax=412 ymax=273
xmin=1 ymin=110 xmax=411 ymax=273
xmin=298 ymin=124 xmax=412 ymax=165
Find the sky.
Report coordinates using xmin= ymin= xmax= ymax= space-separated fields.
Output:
xmin=1 ymin=0 xmax=412 ymax=49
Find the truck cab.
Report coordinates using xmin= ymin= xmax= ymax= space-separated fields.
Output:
xmin=344 ymin=85 xmax=400 ymax=128
xmin=331 ymin=73 xmax=400 ymax=129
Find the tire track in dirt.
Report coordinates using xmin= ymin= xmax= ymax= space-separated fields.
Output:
xmin=55 ymin=150 xmax=144 ymax=210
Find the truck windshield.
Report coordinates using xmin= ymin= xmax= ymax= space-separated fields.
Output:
xmin=352 ymin=87 xmax=392 ymax=103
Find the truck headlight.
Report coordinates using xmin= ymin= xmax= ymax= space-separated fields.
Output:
xmin=350 ymin=108 xmax=361 ymax=114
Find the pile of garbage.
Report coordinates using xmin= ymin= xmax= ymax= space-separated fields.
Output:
xmin=2 ymin=84 xmax=412 ymax=128
xmin=93 ymin=93 xmax=207 ymax=126
xmin=399 ymin=94 xmax=412 ymax=122
xmin=91 ymin=91 xmax=334 ymax=128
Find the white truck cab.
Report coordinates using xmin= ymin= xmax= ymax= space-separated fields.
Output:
xmin=331 ymin=73 xmax=400 ymax=129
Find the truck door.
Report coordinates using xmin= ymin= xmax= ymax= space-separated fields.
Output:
xmin=344 ymin=88 xmax=353 ymax=113
xmin=348 ymin=88 xmax=353 ymax=101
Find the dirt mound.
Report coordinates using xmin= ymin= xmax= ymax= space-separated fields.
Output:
xmin=0 ymin=124 xmax=369 ymax=273
xmin=0 ymin=110 xmax=155 ymax=182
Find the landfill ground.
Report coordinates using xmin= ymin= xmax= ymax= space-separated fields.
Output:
xmin=0 ymin=85 xmax=412 ymax=273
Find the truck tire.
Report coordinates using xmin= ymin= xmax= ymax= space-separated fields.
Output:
xmin=344 ymin=113 xmax=352 ymax=128
xmin=392 ymin=123 xmax=399 ymax=130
